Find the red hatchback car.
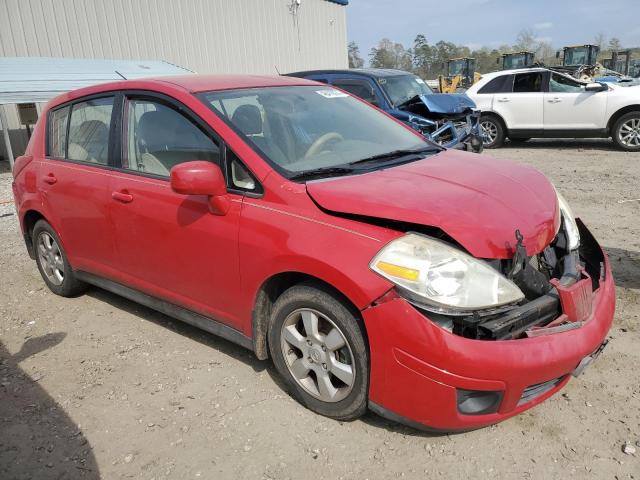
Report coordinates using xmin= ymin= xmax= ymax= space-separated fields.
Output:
xmin=12 ymin=75 xmax=614 ymax=431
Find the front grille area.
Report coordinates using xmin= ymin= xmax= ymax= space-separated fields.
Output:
xmin=518 ymin=376 xmax=566 ymax=406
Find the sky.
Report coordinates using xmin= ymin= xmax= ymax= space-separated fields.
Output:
xmin=346 ymin=0 xmax=640 ymax=62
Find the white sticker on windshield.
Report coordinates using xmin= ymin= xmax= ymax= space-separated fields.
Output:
xmin=415 ymin=78 xmax=426 ymax=84
xmin=316 ymin=89 xmax=349 ymax=98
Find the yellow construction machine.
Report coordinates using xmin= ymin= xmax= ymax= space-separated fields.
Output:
xmin=438 ymin=57 xmax=481 ymax=93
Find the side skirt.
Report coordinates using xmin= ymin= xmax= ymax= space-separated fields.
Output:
xmin=75 ymin=271 xmax=253 ymax=351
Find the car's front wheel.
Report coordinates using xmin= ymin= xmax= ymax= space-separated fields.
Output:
xmin=480 ymin=115 xmax=505 ymax=148
xmin=612 ymin=111 xmax=640 ymax=151
xmin=32 ymin=219 xmax=87 ymax=297
xmin=268 ymin=283 xmax=368 ymax=421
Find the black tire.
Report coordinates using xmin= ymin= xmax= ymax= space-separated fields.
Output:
xmin=32 ymin=219 xmax=87 ymax=297
xmin=480 ymin=115 xmax=505 ymax=148
xmin=611 ymin=111 xmax=640 ymax=151
xmin=268 ymin=283 xmax=368 ymax=421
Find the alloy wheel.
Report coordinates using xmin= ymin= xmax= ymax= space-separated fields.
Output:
xmin=619 ymin=118 xmax=640 ymax=148
xmin=280 ymin=308 xmax=355 ymax=403
xmin=37 ymin=232 xmax=64 ymax=286
xmin=480 ymin=120 xmax=498 ymax=145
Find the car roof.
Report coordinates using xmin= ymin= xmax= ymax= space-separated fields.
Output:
xmin=479 ymin=67 xmax=549 ymax=80
xmin=46 ymin=74 xmax=322 ymax=108
xmin=287 ymin=68 xmax=412 ymax=79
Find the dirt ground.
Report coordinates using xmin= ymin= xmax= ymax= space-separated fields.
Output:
xmin=1 ymin=139 xmax=639 ymax=480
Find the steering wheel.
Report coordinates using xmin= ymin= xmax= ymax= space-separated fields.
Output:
xmin=304 ymin=132 xmax=344 ymax=158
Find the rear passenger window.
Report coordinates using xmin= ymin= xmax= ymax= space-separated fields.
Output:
xmin=124 ymin=99 xmax=220 ymax=177
xmin=48 ymin=106 xmax=70 ymax=158
xmin=513 ymin=72 xmax=543 ymax=93
xmin=68 ymin=97 xmax=114 ymax=165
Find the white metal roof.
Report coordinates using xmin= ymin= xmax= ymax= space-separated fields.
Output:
xmin=0 ymin=57 xmax=193 ymax=104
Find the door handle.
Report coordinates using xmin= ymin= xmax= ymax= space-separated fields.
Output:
xmin=112 ymin=191 xmax=134 ymax=203
xmin=43 ymin=174 xmax=57 ymax=185
xmin=547 ymin=97 xmax=562 ymax=103
xmin=497 ymin=97 xmax=510 ymax=102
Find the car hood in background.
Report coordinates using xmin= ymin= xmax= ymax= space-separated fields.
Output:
xmin=306 ymin=150 xmax=560 ymax=259
xmin=416 ymin=93 xmax=476 ymax=114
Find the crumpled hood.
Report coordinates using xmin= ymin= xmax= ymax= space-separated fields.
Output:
xmin=306 ymin=150 xmax=560 ymax=259
xmin=415 ymin=93 xmax=476 ymax=114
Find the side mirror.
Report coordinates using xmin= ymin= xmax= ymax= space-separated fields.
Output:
xmin=585 ymin=82 xmax=608 ymax=92
xmin=170 ymin=161 xmax=229 ymax=215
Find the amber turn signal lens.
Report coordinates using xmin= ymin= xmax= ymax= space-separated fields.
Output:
xmin=375 ymin=261 xmax=420 ymax=281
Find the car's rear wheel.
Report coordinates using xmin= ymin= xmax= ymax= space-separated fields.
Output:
xmin=32 ymin=220 xmax=87 ymax=297
xmin=480 ymin=115 xmax=505 ymax=148
xmin=612 ymin=112 xmax=640 ymax=151
xmin=268 ymin=283 xmax=368 ymax=420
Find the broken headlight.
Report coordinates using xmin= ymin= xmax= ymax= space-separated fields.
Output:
xmin=370 ymin=233 xmax=524 ymax=314
xmin=555 ymin=188 xmax=580 ymax=251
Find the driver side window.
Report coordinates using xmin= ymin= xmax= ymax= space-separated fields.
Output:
xmin=332 ymin=79 xmax=379 ymax=106
xmin=124 ymin=99 xmax=220 ymax=177
xmin=549 ymin=74 xmax=584 ymax=93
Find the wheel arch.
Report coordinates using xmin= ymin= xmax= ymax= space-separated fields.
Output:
xmin=21 ymin=209 xmax=48 ymax=259
xmin=251 ymin=271 xmax=368 ymax=361
xmin=607 ymin=105 xmax=640 ymax=132
xmin=481 ymin=111 xmax=508 ymax=132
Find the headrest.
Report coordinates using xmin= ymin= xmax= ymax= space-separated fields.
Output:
xmin=232 ymin=104 xmax=263 ymax=135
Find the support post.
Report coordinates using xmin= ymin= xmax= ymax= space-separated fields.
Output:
xmin=0 ymin=105 xmax=15 ymax=170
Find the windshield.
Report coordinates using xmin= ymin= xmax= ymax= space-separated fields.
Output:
xmin=379 ymin=75 xmax=433 ymax=107
xmin=564 ymin=47 xmax=590 ymax=66
xmin=201 ymin=86 xmax=435 ymax=179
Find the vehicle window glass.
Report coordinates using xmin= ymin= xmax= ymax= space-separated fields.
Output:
xmin=477 ymin=75 xmax=511 ymax=94
xmin=226 ymin=149 xmax=259 ymax=192
xmin=48 ymin=106 xmax=70 ymax=158
xmin=512 ymin=72 xmax=543 ymax=93
xmin=332 ymin=80 xmax=378 ymax=106
xmin=549 ymin=73 xmax=585 ymax=93
xmin=380 ymin=75 xmax=433 ymax=107
xmin=124 ymin=99 xmax=220 ymax=177
xmin=68 ymin=97 xmax=114 ymax=164
xmin=202 ymin=86 xmax=434 ymax=178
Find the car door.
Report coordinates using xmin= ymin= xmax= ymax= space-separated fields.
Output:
xmin=108 ymin=93 xmax=244 ymax=327
xmin=39 ymin=95 xmax=117 ymax=274
xmin=543 ymin=73 xmax=608 ymax=130
xmin=492 ymin=71 xmax=544 ymax=131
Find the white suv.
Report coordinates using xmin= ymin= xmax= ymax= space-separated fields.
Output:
xmin=466 ymin=67 xmax=640 ymax=151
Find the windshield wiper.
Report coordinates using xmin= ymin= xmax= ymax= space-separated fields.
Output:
xmin=348 ymin=147 xmax=438 ymax=167
xmin=288 ymin=166 xmax=356 ymax=181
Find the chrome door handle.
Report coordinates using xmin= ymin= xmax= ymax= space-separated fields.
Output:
xmin=43 ymin=173 xmax=57 ymax=185
xmin=547 ymin=98 xmax=562 ymax=103
xmin=497 ymin=98 xmax=510 ymax=102
xmin=112 ymin=191 xmax=133 ymax=203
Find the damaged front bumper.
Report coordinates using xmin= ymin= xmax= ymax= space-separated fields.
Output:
xmin=363 ymin=220 xmax=615 ymax=431
xmin=424 ymin=111 xmax=483 ymax=153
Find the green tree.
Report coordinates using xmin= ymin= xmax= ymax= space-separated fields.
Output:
xmin=348 ymin=41 xmax=364 ymax=68
xmin=369 ymin=38 xmax=412 ymax=71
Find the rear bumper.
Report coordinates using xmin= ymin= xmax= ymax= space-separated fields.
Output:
xmin=363 ymin=230 xmax=615 ymax=431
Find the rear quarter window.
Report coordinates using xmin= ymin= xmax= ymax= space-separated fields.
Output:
xmin=477 ymin=75 xmax=513 ymax=94
xmin=47 ymin=106 xmax=70 ymax=158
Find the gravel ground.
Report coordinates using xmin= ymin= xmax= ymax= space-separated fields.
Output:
xmin=0 ymin=140 xmax=639 ymax=480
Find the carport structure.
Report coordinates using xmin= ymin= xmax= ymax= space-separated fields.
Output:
xmin=0 ymin=57 xmax=192 ymax=169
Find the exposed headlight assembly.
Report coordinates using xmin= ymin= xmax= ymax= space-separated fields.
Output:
xmin=370 ymin=234 xmax=524 ymax=314
xmin=554 ymin=188 xmax=580 ymax=251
